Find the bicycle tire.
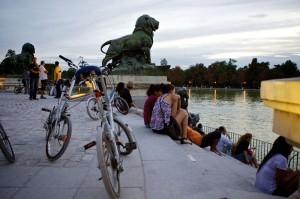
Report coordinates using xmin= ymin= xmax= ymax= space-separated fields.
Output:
xmin=113 ymin=97 xmax=129 ymax=115
xmin=0 ymin=123 xmax=15 ymax=163
xmin=14 ymin=86 xmax=22 ymax=94
xmin=46 ymin=115 xmax=72 ymax=161
xmin=113 ymin=118 xmax=134 ymax=156
xmin=96 ymin=124 xmax=120 ymax=199
xmin=86 ymin=97 xmax=100 ymax=120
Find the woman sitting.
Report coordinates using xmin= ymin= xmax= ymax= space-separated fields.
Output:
xmin=255 ymin=136 xmax=298 ymax=197
xmin=143 ymin=84 xmax=162 ymax=128
xmin=150 ymin=84 xmax=188 ymax=141
xmin=233 ymin=133 xmax=258 ymax=167
xmin=116 ymin=82 xmax=134 ymax=108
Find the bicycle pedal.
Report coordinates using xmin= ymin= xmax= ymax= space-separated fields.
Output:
xmin=84 ymin=141 xmax=96 ymax=150
xmin=126 ymin=142 xmax=137 ymax=150
xmin=116 ymin=141 xmax=125 ymax=147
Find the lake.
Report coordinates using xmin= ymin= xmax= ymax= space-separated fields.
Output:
xmin=188 ymin=89 xmax=277 ymax=143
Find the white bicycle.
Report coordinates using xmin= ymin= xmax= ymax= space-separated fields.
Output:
xmin=59 ymin=55 xmax=136 ymax=198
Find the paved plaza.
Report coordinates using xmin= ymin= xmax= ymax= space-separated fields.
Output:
xmin=0 ymin=93 xmax=282 ymax=199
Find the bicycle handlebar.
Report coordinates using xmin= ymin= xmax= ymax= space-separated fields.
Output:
xmin=58 ymin=55 xmax=78 ymax=69
xmin=59 ymin=55 xmax=72 ymax=63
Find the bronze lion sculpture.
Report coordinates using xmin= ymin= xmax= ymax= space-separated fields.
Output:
xmin=100 ymin=14 xmax=159 ymax=68
xmin=0 ymin=43 xmax=35 ymax=74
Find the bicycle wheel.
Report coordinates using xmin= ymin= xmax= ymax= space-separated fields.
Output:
xmin=0 ymin=123 xmax=15 ymax=163
xmin=113 ymin=118 xmax=134 ymax=156
xmin=14 ymin=86 xmax=22 ymax=94
xmin=113 ymin=97 xmax=129 ymax=115
xmin=96 ymin=125 xmax=120 ymax=199
xmin=87 ymin=97 xmax=100 ymax=120
xmin=46 ymin=115 xmax=72 ymax=161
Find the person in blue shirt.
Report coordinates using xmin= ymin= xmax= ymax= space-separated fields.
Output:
xmin=216 ymin=126 xmax=233 ymax=155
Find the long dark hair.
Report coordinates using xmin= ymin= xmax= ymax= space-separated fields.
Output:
xmin=146 ymin=84 xmax=161 ymax=96
xmin=116 ymin=82 xmax=125 ymax=93
xmin=257 ymin=136 xmax=292 ymax=172
xmin=161 ymin=84 xmax=175 ymax=94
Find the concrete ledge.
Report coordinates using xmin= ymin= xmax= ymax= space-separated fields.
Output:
xmin=261 ymin=77 xmax=300 ymax=147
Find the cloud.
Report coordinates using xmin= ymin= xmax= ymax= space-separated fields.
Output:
xmin=249 ymin=14 xmax=268 ymax=18
xmin=1 ymin=0 xmax=300 ymax=68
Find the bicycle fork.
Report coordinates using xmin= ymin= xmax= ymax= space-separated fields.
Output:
xmin=85 ymin=122 xmax=123 ymax=172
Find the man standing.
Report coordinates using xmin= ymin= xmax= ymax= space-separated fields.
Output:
xmin=29 ymin=57 xmax=39 ymax=100
xmin=39 ymin=61 xmax=48 ymax=99
xmin=54 ymin=61 xmax=62 ymax=98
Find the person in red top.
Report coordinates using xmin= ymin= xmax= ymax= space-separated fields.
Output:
xmin=144 ymin=84 xmax=162 ymax=128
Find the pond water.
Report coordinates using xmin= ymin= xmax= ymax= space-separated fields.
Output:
xmin=188 ymin=89 xmax=278 ymax=143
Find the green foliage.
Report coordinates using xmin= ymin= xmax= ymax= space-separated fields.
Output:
xmin=62 ymin=68 xmax=76 ymax=79
xmin=167 ymin=58 xmax=299 ymax=88
xmin=167 ymin=66 xmax=185 ymax=86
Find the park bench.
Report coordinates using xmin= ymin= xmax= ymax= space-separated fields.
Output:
xmin=0 ymin=77 xmax=21 ymax=91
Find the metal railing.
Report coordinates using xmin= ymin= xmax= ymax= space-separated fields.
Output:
xmin=202 ymin=125 xmax=300 ymax=170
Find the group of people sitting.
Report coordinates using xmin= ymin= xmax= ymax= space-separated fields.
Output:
xmin=143 ymin=83 xmax=299 ymax=197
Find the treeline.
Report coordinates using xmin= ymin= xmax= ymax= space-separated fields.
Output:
xmin=166 ymin=58 xmax=300 ymax=89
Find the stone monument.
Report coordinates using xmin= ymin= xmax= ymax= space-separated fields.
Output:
xmin=100 ymin=14 xmax=159 ymax=74
xmin=0 ymin=43 xmax=35 ymax=74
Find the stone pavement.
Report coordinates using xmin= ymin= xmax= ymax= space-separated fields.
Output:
xmin=0 ymin=93 xmax=282 ymax=199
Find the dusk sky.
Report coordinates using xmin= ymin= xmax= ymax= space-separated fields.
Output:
xmin=1 ymin=0 xmax=300 ymax=70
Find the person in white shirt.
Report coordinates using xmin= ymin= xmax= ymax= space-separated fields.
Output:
xmin=255 ymin=136 xmax=298 ymax=197
xmin=39 ymin=61 xmax=48 ymax=99
xmin=216 ymin=126 xmax=233 ymax=155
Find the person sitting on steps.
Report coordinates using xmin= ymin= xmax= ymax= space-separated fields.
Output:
xmin=143 ymin=84 xmax=162 ymax=128
xmin=233 ymin=133 xmax=259 ymax=168
xmin=216 ymin=126 xmax=234 ymax=155
xmin=150 ymin=84 xmax=189 ymax=142
xmin=255 ymin=136 xmax=299 ymax=197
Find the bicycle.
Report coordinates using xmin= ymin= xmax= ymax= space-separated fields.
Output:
xmin=58 ymin=54 xmax=135 ymax=149
xmin=41 ymin=79 xmax=72 ymax=161
xmin=14 ymin=79 xmax=25 ymax=94
xmin=56 ymin=55 xmax=138 ymax=198
xmin=0 ymin=122 xmax=15 ymax=163
xmin=42 ymin=63 xmax=99 ymax=161
xmin=86 ymin=86 xmax=129 ymax=120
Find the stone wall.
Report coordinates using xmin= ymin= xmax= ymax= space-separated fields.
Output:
xmin=109 ymin=75 xmax=169 ymax=88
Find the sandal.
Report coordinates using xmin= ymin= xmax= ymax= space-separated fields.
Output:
xmin=180 ymin=138 xmax=192 ymax=145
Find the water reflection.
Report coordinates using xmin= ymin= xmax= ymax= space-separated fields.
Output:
xmin=188 ymin=89 xmax=276 ymax=143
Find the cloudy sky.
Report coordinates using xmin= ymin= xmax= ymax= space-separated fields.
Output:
xmin=1 ymin=0 xmax=300 ymax=69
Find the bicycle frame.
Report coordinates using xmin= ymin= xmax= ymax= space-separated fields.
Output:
xmin=97 ymin=72 xmax=120 ymax=165
xmin=58 ymin=55 xmax=121 ymax=166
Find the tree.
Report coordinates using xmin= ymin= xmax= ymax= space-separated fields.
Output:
xmin=184 ymin=63 xmax=207 ymax=87
xmin=160 ymin=58 xmax=168 ymax=66
xmin=62 ymin=68 xmax=76 ymax=79
xmin=245 ymin=58 xmax=270 ymax=89
xmin=271 ymin=60 xmax=299 ymax=79
xmin=167 ymin=66 xmax=185 ymax=86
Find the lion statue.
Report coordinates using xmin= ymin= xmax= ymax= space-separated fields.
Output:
xmin=100 ymin=14 xmax=159 ymax=71
xmin=0 ymin=43 xmax=35 ymax=74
